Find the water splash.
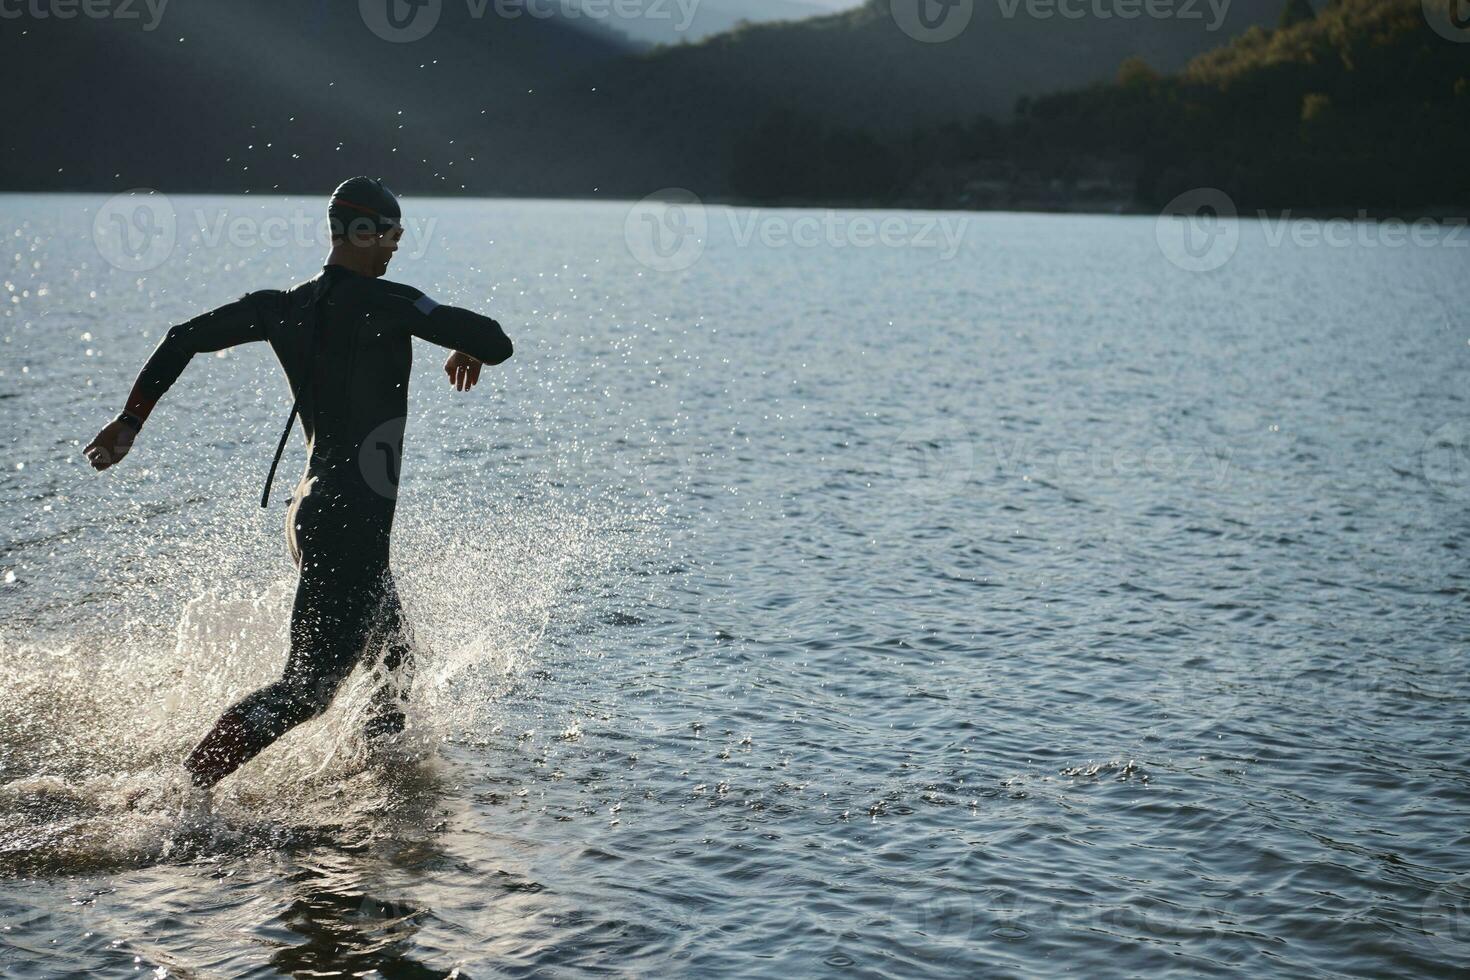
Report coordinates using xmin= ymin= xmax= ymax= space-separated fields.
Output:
xmin=0 ymin=481 xmax=643 ymax=875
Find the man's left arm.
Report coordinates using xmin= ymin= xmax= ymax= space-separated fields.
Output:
xmin=388 ymin=284 xmax=512 ymax=392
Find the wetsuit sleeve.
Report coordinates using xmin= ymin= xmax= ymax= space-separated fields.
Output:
xmin=123 ymin=292 xmax=271 ymax=423
xmin=385 ymin=283 xmax=513 ymax=364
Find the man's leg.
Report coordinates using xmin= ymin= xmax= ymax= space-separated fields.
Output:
xmin=363 ymin=570 xmax=416 ymax=739
xmin=185 ymin=560 xmax=372 ymax=788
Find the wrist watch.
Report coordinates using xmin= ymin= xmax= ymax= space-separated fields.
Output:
xmin=116 ymin=411 xmax=144 ymax=433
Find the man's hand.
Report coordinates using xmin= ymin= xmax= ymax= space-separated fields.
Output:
xmin=84 ymin=419 xmax=137 ymax=471
xmin=444 ymin=351 xmax=483 ymax=392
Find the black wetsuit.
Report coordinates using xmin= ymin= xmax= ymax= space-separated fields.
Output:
xmin=128 ymin=264 xmax=512 ymax=785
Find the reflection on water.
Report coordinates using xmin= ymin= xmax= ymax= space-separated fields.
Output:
xmin=268 ymin=786 xmax=449 ymax=980
xmin=1 ymin=196 xmax=1468 ymax=976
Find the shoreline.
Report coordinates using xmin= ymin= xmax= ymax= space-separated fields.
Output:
xmin=3 ymin=187 xmax=1465 ymax=222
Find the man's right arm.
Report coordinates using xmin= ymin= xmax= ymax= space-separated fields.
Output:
xmin=85 ymin=293 xmax=269 ymax=470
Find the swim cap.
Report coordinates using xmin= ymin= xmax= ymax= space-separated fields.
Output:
xmin=328 ymin=176 xmax=401 ymax=238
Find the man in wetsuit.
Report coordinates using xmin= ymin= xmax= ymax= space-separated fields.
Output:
xmin=83 ymin=177 xmax=513 ymax=789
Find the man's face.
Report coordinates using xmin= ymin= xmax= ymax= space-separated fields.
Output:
xmin=342 ymin=219 xmax=402 ymax=277
xmin=371 ymin=226 xmax=403 ymax=277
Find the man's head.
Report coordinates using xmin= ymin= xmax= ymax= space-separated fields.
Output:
xmin=328 ymin=176 xmax=403 ymax=277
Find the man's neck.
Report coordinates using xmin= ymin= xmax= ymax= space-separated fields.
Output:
xmin=325 ymin=246 xmax=375 ymax=277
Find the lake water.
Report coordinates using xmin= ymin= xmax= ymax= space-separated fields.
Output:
xmin=0 ymin=193 xmax=1467 ymax=977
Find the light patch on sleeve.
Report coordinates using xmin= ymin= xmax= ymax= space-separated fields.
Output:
xmin=413 ymin=294 xmax=440 ymax=316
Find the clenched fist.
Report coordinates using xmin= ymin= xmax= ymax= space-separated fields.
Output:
xmin=84 ymin=418 xmax=137 ymax=471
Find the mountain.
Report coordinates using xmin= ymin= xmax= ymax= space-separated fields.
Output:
xmin=1 ymin=0 xmax=1286 ymax=198
xmin=573 ymin=0 xmax=1287 ymax=131
xmin=480 ymin=0 xmax=1295 ymax=197
xmin=0 ymin=0 xmax=635 ymax=195
xmin=5 ymin=0 xmax=1455 ymax=211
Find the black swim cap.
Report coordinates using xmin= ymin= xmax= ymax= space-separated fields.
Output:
xmin=328 ymin=176 xmax=401 ymax=238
